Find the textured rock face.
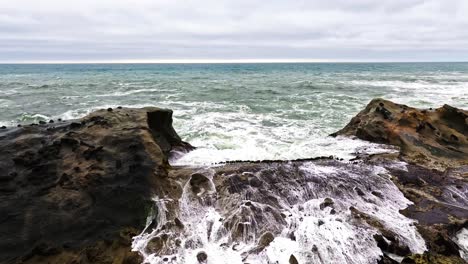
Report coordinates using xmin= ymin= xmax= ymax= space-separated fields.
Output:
xmin=1 ymin=99 xmax=466 ymax=264
xmin=332 ymin=98 xmax=468 ymax=170
xmin=133 ymin=158 xmax=440 ymax=263
xmin=0 ymin=107 xmax=192 ymax=264
xmin=333 ymin=99 xmax=468 ymax=264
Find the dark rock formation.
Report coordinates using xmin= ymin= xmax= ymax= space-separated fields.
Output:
xmin=196 ymin=251 xmax=208 ymax=263
xmin=332 ymin=98 xmax=468 ymax=170
xmin=0 ymin=107 xmax=192 ymax=264
xmin=334 ymin=98 xmax=468 ymax=263
xmin=1 ymin=99 xmax=466 ymax=264
xmin=401 ymin=253 xmax=466 ymax=264
xmin=289 ymin=254 xmax=299 ymax=264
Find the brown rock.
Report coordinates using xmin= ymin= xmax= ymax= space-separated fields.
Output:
xmin=331 ymin=98 xmax=468 ymax=170
xmin=196 ymin=251 xmax=208 ymax=263
xmin=0 ymin=107 xmax=193 ymax=263
xmin=289 ymin=254 xmax=299 ymax=264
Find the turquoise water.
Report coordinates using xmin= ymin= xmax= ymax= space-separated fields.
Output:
xmin=1 ymin=63 xmax=467 ymax=163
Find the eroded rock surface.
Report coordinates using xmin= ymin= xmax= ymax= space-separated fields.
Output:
xmin=333 ymin=99 xmax=468 ymax=263
xmin=133 ymin=158 xmax=441 ymax=263
xmin=332 ymin=98 xmax=468 ymax=170
xmin=1 ymin=99 xmax=466 ymax=264
xmin=0 ymin=107 xmax=192 ymax=264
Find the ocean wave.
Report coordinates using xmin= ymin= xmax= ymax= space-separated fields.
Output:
xmin=17 ymin=113 xmax=50 ymax=123
xmin=95 ymin=87 xmax=177 ymax=97
xmin=350 ymin=79 xmax=467 ymax=90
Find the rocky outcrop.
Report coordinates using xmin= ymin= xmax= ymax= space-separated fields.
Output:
xmin=1 ymin=99 xmax=466 ymax=264
xmin=134 ymin=157 xmax=445 ymax=263
xmin=332 ymin=98 xmax=468 ymax=170
xmin=0 ymin=107 xmax=192 ymax=264
xmin=334 ymin=98 xmax=468 ymax=263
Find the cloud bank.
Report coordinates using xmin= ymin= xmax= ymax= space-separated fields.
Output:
xmin=1 ymin=0 xmax=467 ymax=62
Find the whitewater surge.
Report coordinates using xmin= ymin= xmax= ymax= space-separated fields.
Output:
xmin=132 ymin=160 xmax=426 ymax=264
xmin=1 ymin=63 xmax=467 ymax=162
xmin=1 ymin=64 xmax=467 ymax=263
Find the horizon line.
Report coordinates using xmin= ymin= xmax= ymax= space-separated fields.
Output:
xmin=1 ymin=59 xmax=467 ymax=64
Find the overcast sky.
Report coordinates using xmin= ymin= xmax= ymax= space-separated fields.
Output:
xmin=1 ymin=0 xmax=468 ymax=62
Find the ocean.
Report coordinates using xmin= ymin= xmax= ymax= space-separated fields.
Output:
xmin=1 ymin=62 xmax=467 ymax=164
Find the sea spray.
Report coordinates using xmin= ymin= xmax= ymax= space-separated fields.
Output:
xmin=132 ymin=160 xmax=426 ymax=264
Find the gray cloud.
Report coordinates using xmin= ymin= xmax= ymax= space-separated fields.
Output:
xmin=1 ymin=0 xmax=467 ymax=62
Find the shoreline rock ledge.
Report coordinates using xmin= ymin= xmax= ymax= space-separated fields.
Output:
xmin=331 ymin=98 xmax=468 ymax=170
xmin=0 ymin=107 xmax=193 ymax=264
xmin=332 ymin=98 xmax=468 ymax=263
xmin=0 ymin=99 xmax=466 ymax=264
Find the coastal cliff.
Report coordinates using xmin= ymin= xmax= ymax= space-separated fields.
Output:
xmin=0 ymin=100 xmax=466 ymax=264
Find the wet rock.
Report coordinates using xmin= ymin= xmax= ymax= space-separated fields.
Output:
xmin=312 ymin=245 xmax=318 ymax=252
xmin=333 ymin=99 xmax=468 ymax=263
xmin=374 ymin=234 xmax=389 ymax=251
xmin=146 ymin=236 xmax=164 ymax=254
xmin=377 ymin=255 xmax=399 ymax=264
xmin=289 ymin=254 xmax=299 ymax=264
xmin=60 ymin=137 xmax=79 ymax=148
xmin=0 ymin=107 xmax=193 ymax=263
xmin=401 ymin=253 xmax=466 ymax=264
xmin=83 ymin=145 xmax=104 ymax=160
xmin=0 ymin=172 xmax=17 ymax=181
xmin=371 ymin=191 xmax=383 ymax=199
xmin=248 ymin=175 xmax=263 ymax=187
xmin=196 ymin=251 xmax=208 ymax=263
xmin=190 ymin=173 xmax=211 ymax=195
xmin=257 ymin=232 xmax=275 ymax=249
xmin=146 ymin=109 xmax=195 ymax=155
xmin=332 ymin=98 xmax=468 ymax=170
xmin=174 ymin=217 xmax=184 ymax=229
xmin=2 ymin=100 xmax=465 ymax=264
xmin=319 ymin=197 xmax=334 ymax=210
xmin=69 ymin=122 xmax=82 ymax=129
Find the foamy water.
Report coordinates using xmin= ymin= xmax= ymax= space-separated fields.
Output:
xmin=2 ymin=63 xmax=466 ymax=263
xmin=2 ymin=63 xmax=466 ymax=164
xmin=132 ymin=161 xmax=426 ymax=264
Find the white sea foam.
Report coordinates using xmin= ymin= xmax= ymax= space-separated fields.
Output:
xmin=95 ymin=88 xmax=177 ymax=97
xmin=350 ymin=79 xmax=468 ymax=107
xmin=132 ymin=162 xmax=426 ymax=264
xmin=169 ymin=106 xmax=396 ymax=165
xmin=453 ymin=228 xmax=468 ymax=261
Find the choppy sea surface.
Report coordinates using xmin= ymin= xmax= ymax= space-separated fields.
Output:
xmin=1 ymin=63 xmax=467 ymax=164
